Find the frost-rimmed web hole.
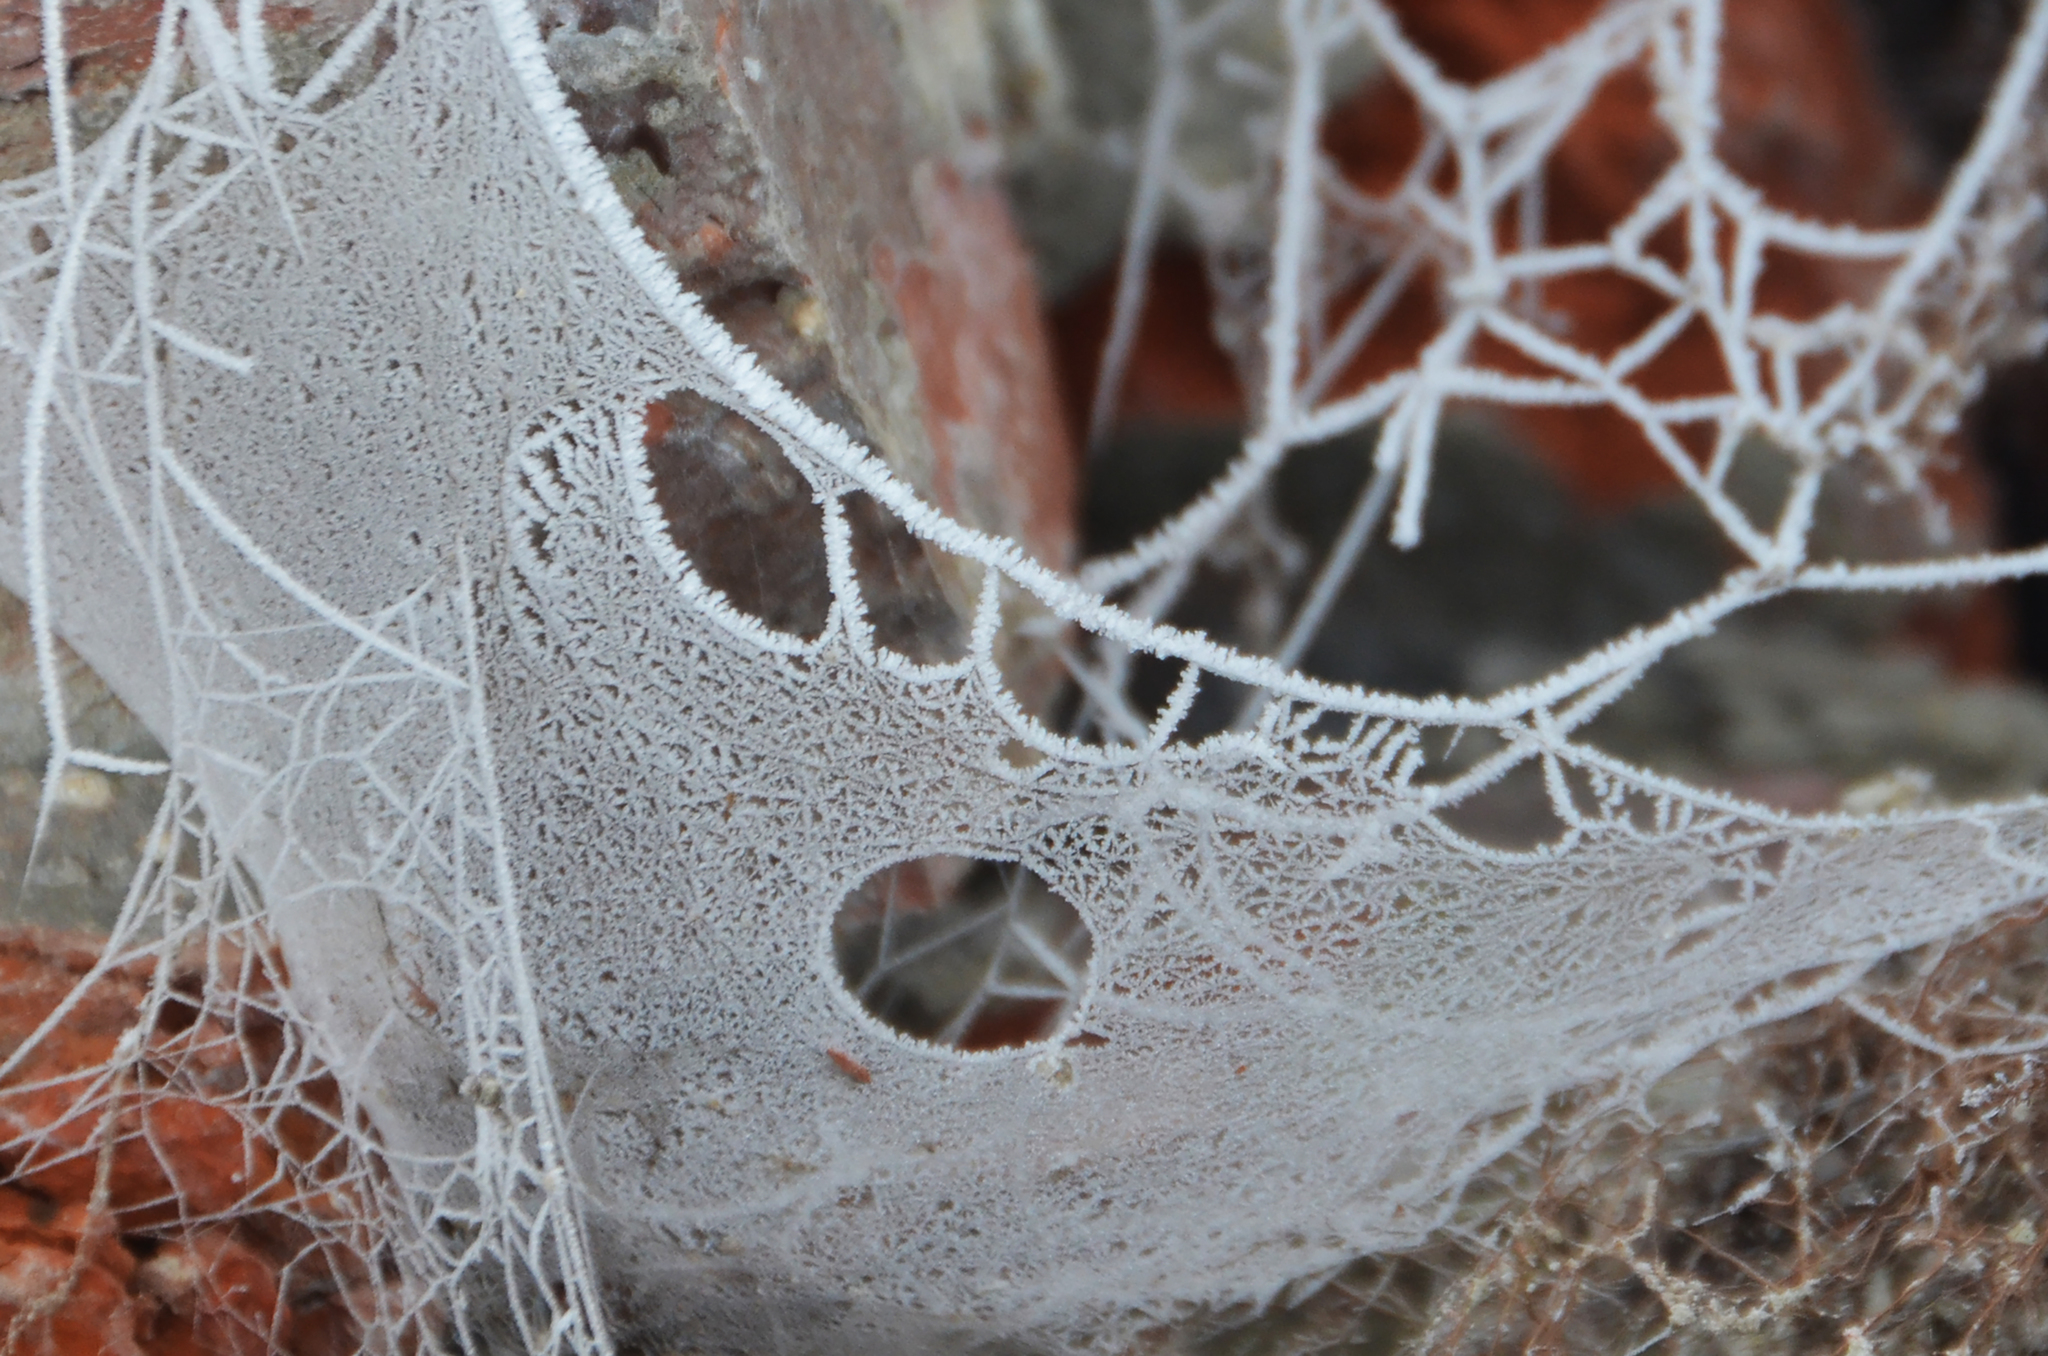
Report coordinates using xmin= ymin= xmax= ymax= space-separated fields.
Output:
xmin=831 ymin=856 xmax=1093 ymax=1052
xmin=640 ymin=389 xmax=831 ymax=638
xmin=845 ymin=491 xmax=972 ymax=665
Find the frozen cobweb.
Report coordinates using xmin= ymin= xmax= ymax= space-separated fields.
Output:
xmin=6 ymin=0 xmax=2048 ymax=1351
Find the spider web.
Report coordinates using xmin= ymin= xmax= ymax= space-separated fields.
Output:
xmin=4 ymin=0 xmax=2048 ymax=1351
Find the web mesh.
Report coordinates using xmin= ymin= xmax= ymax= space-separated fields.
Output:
xmin=5 ymin=0 xmax=2048 ymax=1351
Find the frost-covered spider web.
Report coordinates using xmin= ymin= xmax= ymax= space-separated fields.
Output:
xmin=8 ymin=0 xmax=2048 ymax=1351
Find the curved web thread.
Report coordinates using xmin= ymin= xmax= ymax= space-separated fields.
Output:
xmin=1230 ymin=902 xmax=2048 ymax=1352
xmin=7 ymin=0 xmax=2048 ymax=1347
xmin=1080 ymin=0 xmax=2048 ymax=643
xmin=0 ymin=779 xmax=402 ymax=1353
xmin=1 ymin=0 xmax=613 ymax=1349
xmin=501 ymin=361 xmax=2048 ymax=1340
xmin=2 ymin=492 xmax=613 ymax=1350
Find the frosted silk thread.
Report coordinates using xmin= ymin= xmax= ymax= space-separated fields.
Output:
xmin=3 ymin=0 xmax=2048 ymax=1351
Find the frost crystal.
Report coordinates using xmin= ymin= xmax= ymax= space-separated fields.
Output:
xmin=7 ymin=0 xmax=2048 ymax=1350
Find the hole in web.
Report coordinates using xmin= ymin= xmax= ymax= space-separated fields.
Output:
xmin=845 ymin=491 xmax=970 ymax=664
xmin=1433 ymin=758 xmax=1573 ymax=852
xmin=831 ymin=857 xmax=1093 ymax=1052
xmin=641 ymin=390 xmax=831 ymax=639
xmin=1270 ymin=420 xmax=1732 ymax=700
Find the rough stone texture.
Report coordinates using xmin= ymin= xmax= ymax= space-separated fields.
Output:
xmin=0 ymin=589 xmax=164 ymax=935
xmin=539 ymin=0 xmax=1077 ymax=672
xmin=0 ymin=0 xmax=163 ymax=180
xmin=11 ymin=1 xmax=2048 ymax=1351
xmin=0 ymin=0 xmax=379 ymax=181
xmin=0 ymin=927 xmax=364 ymax=1356
xmin=0 ymin=0 xmax=174 ymax=935
xmin=0 ymin=0 xmax=1084 ymax=930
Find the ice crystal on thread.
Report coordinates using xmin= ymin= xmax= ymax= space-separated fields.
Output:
xmin=5 ymin=0 xmax=2048 ymax=1351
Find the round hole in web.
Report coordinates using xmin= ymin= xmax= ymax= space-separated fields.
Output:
xmin=831 ymin=856 xmax=1094 ymax=1053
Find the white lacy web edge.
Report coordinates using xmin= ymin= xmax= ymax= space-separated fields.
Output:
xmin=0 ymin=1 xmax=620 ymax=1349
xmin=516 ymin=0 xmax=2048 ymax=744
xmin=396 ymin=0 xmax=2048 ymax=1339
xmin=505 ymin=0 xmax=2048 ymax=818
xmin=6 ymin=0 xmax=2048 ymax=1351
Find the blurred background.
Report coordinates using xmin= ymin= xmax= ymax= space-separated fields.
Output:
xmin=9 ymin=2 xmax=2048 ymax=1352
xmin=11 ymin=0 xmax=2048 ymax=920
xmin=1015 ymin=0 xmax=2048 ymax=828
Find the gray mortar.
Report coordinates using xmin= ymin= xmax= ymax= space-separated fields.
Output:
xmin=0 ymin=587 xmax=165 ymax=935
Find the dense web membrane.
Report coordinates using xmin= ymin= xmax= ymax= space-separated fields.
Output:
xmin=7 ymin=0 xmax=2048 ymax=1351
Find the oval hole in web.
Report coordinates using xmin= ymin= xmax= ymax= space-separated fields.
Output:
xmin=641 ymin=389 xmax=832 ymax=639
xmin=831 ymin=856 xmax=1093 ymax=1052
xmin=844 ymin=491 xmax=971 ymax=664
